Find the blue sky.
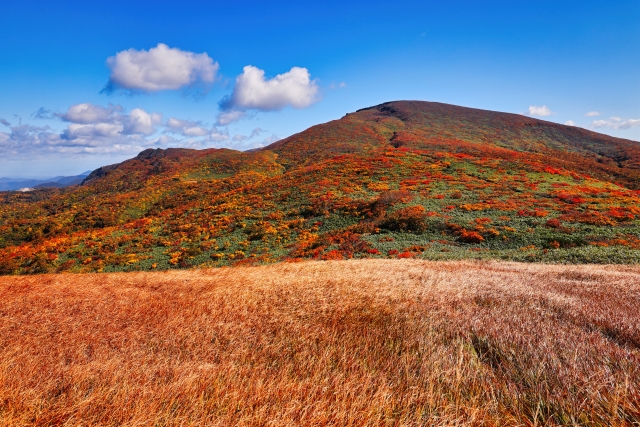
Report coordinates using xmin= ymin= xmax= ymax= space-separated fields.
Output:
xmin=1 ymin=0 xmax=638 ymax=177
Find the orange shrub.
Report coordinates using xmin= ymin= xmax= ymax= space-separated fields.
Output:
xmin=379 ymin=205 xmax=427 ymax=233
xmin=459 ymin=230 xmax=485 ymax=243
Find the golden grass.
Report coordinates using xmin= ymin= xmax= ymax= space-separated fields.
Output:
xmin=0 ymin=259 xmax=639 ymax=426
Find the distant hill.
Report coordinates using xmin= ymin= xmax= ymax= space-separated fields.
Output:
xmin=2 ymin=101 xmax=640 ymax=274
xmin=0 ymin=171 xmax=90 ymax=191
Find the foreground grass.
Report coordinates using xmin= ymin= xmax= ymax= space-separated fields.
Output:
xmin=0 ymin=260 xmax=638 ymax=426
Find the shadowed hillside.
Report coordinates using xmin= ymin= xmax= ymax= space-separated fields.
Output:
xmin=2 ymin=101 xmax=640 ymax=274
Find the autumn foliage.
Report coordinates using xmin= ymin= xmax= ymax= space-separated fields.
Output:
xmin=1 ymin=260 xmax=639 ymax=425
xmin=2 ymin=101 xmax=640 ymax=274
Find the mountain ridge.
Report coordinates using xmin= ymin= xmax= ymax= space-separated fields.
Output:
xmin=2 ymin=100 xmax=640 ymax=274
xmin=83 ymin=101 xmax=640 ymax=184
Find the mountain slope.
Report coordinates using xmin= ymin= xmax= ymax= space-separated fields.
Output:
xmin=2 ymin=100 xmax=640 ymax=274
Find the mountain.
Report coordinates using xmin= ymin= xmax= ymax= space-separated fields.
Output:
xmin=2 ymin=100 xmax=640 ymax=274
xmin=0 ymin=171 xmax=91 ymax=191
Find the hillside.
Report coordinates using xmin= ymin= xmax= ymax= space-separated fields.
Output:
xmin=2 ymin=101 xmax=640 ymax=274
xmin=1 ymin=260 xmax=638 ymax=425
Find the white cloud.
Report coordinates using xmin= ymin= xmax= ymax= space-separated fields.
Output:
xmin=216 ymin=110 xmax=247 ymax=125
xmin=58 ymin=103 xmax=162 ymax=140
xmin=165 ymin=117 xmax=228 ymax=140
xmin=63 ymin=123 xmax=123 ymax=140
xmin=0 ymin=103 xmax=283 ymax=159
xmin=166 ymin=118 xmax=209 ymax=137
xmin=105 ymin=43 xmax=219 ymax=92
xmin=59 ymin=103 xmax=122 ymax=124
xmin=0 ymin=103 xmax=167 ymax=159
xmin=206 ymin=131 xmax=230 ymax=143
xmin=328 ymin=81 xmax=347 ymax=90
xmin=564 ymin=120 xmax=575 ymax=126
xmin=592 ymin=117 xmax=640 ymax=130
xmin=221 ymin=65 xmax=320 ymax=112
xmin=0 ymin=123 xmax=106 ymax=158
xmin=122 ymin=109 xmax=162 ymax=135
xmin=527 ymin=105 xmax=552 ymax=117
xmin=585 ymin=111 xmax=600 ymax=117
xmin=156 ymin=135 xmax=177 ymax=146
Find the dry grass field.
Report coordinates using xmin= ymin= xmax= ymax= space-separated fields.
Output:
xmin=0 ymin=260 xmax=639 ymax=426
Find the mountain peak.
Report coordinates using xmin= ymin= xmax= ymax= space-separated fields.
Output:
xmin=3 ymin=100 xmax=640 ymax=274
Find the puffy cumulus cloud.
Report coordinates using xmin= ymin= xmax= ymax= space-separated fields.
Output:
xmin=585 ymin=111 xmax=600 ymax=117
xmin=104 ymin=43 xmax=219 ymax=93
xmin=58 ymin=103 xmax=162 ymax=141
xmin=592 ymin=117 xmax=640 ymax=130
xmin=564 ymin=120 xmax=576 ymax=126
xmin=216 ymin=110 xmax=247 ymax=125
xmin=221 ymin=66 xmax=320 ymax=112
xmin=122 ymin=109 xmax=162 ymax=135
xmin=527 ymin=105 xmax=552 ymax=117
xmin=59 ymin=103 xmax=122 ymax=124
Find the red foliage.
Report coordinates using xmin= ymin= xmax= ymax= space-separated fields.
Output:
xmin=545 ymin=218 xmax=562 ymax=228
xmin=379 ymin=206 xmax=428 ymax=233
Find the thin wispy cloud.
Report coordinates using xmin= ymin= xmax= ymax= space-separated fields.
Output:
xmin=592 ymin=117 xmax=640 ymax=130
xmin=248 ymin=127 xmax=264 ymax=139
xmin=585 ymin=111 xmax=600 ymax=117
xmin=164 ymin=117 xmax=228 ymax=141
xmin=32 ymin=107 xmax=54 ymax=120
xmin=166 ymin=118 xmax=209 ymax=137
xmin=216 ymin=110 xmax=247 ymax=126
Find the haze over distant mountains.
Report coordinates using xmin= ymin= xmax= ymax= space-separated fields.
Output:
xmin=0 ymin=172 xmax=91 ymax=191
